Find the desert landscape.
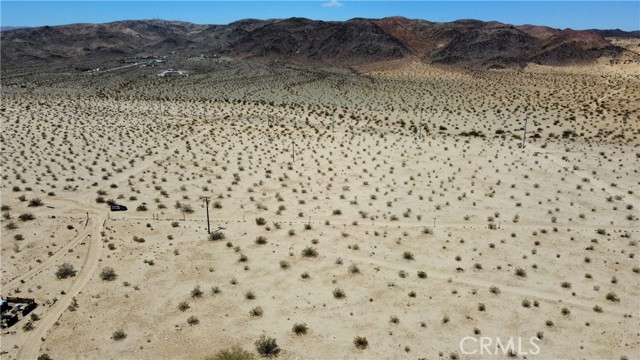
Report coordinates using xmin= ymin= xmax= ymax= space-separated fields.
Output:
xmin=1 ymin=16 xmax=639 ymax=360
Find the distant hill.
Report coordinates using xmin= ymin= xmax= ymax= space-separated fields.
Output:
xmin=589 ymin=29 xmax=640 ymax=38
xmin=0 ymin=26 xmax=30 ymax=32
xmin=1 ymin=17 xmax=636 ymax=68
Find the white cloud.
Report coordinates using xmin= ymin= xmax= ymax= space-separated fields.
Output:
xmin=322 ymin=0 xmax=343 ymax=8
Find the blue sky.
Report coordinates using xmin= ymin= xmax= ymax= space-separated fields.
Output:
xmin=1 ymin=1 xmax=639 ymax=30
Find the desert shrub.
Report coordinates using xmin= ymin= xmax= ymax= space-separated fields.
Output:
xmin=417 ymin=271 xmax=427 ymax=279
xmin=187 ymin=315 xmax=199 ymax=325
xmin=28 ymin=198 xmax=43 ymax=207
xmin=515 ymin=268 xmax=527 ymax=277
xmin=112 ymin=329 xmax=127 ymax=340
xmin=55 ymin=262 xmax=76 ymax=279
xmin=22 ymin=321 xmax=34 ymax=331
xmin=249 ymin=306 xmax=263 ymax=317
xmin=191 ymin=285 xmax=204 ymax=298
xmin=181 ymin=205 xmax=194 ymax=214
xmin=207 ymin=346 xmax=255 ymax=360
xmin=333 ymin=288 xmax=345 ymax=299
xmin=255 ymin=217 xmax=266 ymax=226
xmin=171 ymin=221 xmax=180 ymax=228
xmin=255 ymin=335 xmax=280 ymax=356
xmin=245 ymin=290 xmax=256 ymax=300
xmin=210 ymin=230 xmax=225 ymax=241
xmin=606 ymin=292 xmax=620 ymax=302
xmin=348 ymin=264 xmax=360 ymax=274
xmin=178 ymin=301 xmax=190 ymax=311
xmin=489 ymin=286 xmax=501 ymax=295
xmin=301 ymin=246 xmax=318 ymax=257
xmin=137 ymin=204 xmax=148 ymax=211
xmin=403 ymin=251 xmax=414 ymax=260
xmin=133 ymin=236 xmax=145 ymax=243
xmin=18 ymin=213 xmax=35 ymax=221
xmin=100 ymin=267 xmax=117 ymax=281
xmin=353 ymin=336 xmax=368 ymax=349
xmin=292 ymin=322 xmax=308 ymax=335
xmin=279 ymin=260 xmax=290 ymax=269
xmin=255 ymin=236 xmax=268 ymax=245
xmin=5 ymin=222 xmax=18 ymax=230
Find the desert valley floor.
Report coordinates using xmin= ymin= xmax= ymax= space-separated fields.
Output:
xmin=1 ymin=58 xmax=639 ymax=359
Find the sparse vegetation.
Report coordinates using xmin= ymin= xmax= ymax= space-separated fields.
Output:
xmin=55 ymin=263 xmax=77 ymax=279
xmin=255 ymin=335 xmax=280 ymax=356
xmin=99 ymin=267 xmax=117 ymax=281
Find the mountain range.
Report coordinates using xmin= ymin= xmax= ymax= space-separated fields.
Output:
xmin=2 ymin=17 xmax=639 ymax=68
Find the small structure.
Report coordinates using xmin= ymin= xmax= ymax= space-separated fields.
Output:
xmin=157 ymin=69 xmax=187 ymax=77
xmin=1 ymin=297 xmax=36 ymax=329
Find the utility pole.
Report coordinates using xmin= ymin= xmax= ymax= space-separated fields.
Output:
xmin=204 ymin=197 xmax=211 ymax=234
xmin=522 ymin=118 xmax=528 ymax=148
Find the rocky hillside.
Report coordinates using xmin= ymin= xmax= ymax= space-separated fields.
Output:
xmin=1 ymin=17 xmax=635 ymax=68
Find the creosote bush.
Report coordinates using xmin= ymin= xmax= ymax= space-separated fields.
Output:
xmin=187 ymin=315 xmax=200 ymax=325
xmin=18 ymin=213 xmax=35 ymax=221
xmin=302 ymin=246 xmax=318 ymax=257
xmin=112 ymin=329 xmax=127 ymax=341
xmin=354 ymin=336 xmax=368 ymax=349
xmin=178 ymin=301 xmax=190 ymax=311
xmin=333 ymin=288 xmax=346 ymax=299
xmin=207 ymin=346 xmax=255 ymax=360
xmin=250 ymin=306 xmax=264 ymax=317
xmin=255 ymin=335 xmax=280 ymax=356
xmin=191 ymin=285 xmax=204 ymax=298
xmin=100 ymin=267 xmax=117 ymax=281
xmin=55 ymin=262 xmax=77 ymax=279
xmin=292 ymin=322 xmax=308 ymax=335
xmin=210 ymin=230 xmax=225 ymax=241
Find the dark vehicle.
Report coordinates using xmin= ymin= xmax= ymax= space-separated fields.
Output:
xmin=110 ymin=204 xmax=128 ymax=211
xmin=21 ymin=302 xmax=37 ymax=316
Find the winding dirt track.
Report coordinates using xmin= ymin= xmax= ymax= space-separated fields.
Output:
xmin=15 ymin=207 xmax=105 ymax=360
xmin=10 ymin=134 xmax=188 ymax=359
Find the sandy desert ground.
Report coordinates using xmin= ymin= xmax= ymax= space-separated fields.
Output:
xmin=1 ymin=58 xmax=639 ymax=359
